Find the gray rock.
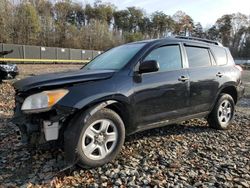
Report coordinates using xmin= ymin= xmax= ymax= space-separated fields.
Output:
xmin=102 ymin=182 xmax=108 ymax=187
xmin=143 ymin=179 xmax=149 ymax=185
xmin=115 ymin=178 xmax=122 ymax=186
xmin=179 ymin=176 xmax=187 ymax=181
xmin=114 ymin=168 xmax=120 ymax=174
xmin=100 ymin=175 xmax=108 ymax=181
xmin=239 ymin=180 xmax=249 ymax=188
xmin=168 ymin=171 xmax=175 ymax=177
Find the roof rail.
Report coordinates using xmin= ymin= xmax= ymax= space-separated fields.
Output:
xmin=175 ymin=36 xmax=223 ymax=46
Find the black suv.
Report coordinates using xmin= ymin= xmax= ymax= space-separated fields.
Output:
xmin=13 ymin=37 xmax=244 ymax=168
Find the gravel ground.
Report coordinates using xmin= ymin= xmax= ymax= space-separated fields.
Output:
xmin=0 ymin=65 xmax=249 ymax=187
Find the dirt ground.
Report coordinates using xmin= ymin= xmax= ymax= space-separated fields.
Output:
xmin=0 ymin=64 xmax=249 ymax=187
xmin=16 ymin=64 xmax=83 ymax=79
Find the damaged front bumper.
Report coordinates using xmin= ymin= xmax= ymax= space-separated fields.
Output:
xmin=12 ymin=94 xmax=76 ymax=146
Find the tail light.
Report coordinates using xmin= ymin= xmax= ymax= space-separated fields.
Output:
xmin=235 ymin=65 xmax=243 ymax=72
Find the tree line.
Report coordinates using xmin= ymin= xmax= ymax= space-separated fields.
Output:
xmin=0 ymin=0 xmax=249 ymax=58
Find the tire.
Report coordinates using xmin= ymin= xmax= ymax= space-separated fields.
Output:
xmin=207 ymin=93 xmax=235 ymax=130
xmin=76 ymin=108 xmax=125 ymax=168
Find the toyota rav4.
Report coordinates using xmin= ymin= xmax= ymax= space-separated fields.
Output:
xmin=13 ymin=36 xmax=245 ymax=168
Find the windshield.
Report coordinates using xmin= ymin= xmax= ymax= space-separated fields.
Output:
xmin=83 ymin=43 xmax=145 ymax=70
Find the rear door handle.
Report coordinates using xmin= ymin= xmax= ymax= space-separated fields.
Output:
xmin=216 ymin=72 xmax=223 ymax=77
xmin=178 ymin=76 xmax=189 ymax=82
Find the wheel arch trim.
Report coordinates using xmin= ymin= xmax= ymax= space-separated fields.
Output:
xmin=208 ymin=83 xmax=238 ymax=113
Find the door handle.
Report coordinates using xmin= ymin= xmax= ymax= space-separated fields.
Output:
xmin=216 ymin=72 xmax=223 ymax=77
xmin=178 ymin=76 xmax=189 ymax=82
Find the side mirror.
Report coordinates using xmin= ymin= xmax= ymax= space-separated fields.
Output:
xmin=139 ymin=60 xmax=159 ymax=74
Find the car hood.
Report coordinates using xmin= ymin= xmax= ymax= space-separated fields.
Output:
xmin=14 ymin=69 xmax=115 ymax=92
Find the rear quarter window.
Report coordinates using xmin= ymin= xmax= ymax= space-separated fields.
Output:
xmin=211 ymin=47 xmax=228 ymax=65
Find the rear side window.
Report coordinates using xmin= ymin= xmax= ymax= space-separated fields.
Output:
xmin=144 ymin=45 xmax=182 ymax=72
xmin=211 ymin=47 xmax=228 ymax=65
xmin=185 ymin=46 xmax=211 ymax=68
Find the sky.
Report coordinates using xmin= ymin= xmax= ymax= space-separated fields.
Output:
xmin=79 ymin=0 xmax=250 ymax=28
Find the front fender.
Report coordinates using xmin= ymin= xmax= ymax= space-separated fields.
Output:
xmin=73 ymin=93 xmax=130 ymax=110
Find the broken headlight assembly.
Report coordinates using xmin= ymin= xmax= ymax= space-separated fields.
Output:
xmin=21 ymin=89 xmax=69 ymax=113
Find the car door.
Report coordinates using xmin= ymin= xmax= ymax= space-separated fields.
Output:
xmin=184 ymin=44 xmax=220 ymax=114
xmin=132 ymin=44 xmax=190 ymax=127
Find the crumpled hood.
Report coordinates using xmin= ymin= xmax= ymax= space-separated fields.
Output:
xmin=14 ymin=69 xmax=115 ymax=92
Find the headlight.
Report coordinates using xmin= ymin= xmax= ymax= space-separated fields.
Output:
xmin=21 ymin=89 xmax=69 ymax=113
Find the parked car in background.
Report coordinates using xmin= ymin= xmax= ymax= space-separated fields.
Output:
xmin=13 ymin=36 xmax=244 ymax=168
xmin=0 ymin=50 xmax=19 ymax=82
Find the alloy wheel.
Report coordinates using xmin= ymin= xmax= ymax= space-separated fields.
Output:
xmin=217 ymin=99 xmax=232 ymax=125
xmin=81 ymin=119 xmax=118 ymax=160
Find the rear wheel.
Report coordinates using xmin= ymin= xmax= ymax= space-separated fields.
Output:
xmin=76 ymin=108 xmax=125 ymax=168
xmin=207 ymin=93 xmax=235 ymax=130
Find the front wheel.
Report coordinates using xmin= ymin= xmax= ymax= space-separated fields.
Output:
xmin=207 ymin=93 xmax=235 ymax=130
xmin=76 ymin=108 xmax=125 ymax=168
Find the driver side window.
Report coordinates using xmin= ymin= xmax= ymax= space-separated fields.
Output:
xmin=144 ymin=45 xmax=182 ymax=72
